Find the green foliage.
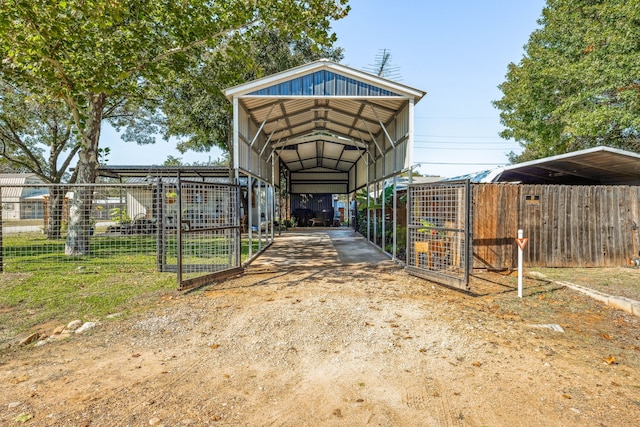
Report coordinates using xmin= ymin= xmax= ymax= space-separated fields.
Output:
xmin=417 ymin=219 xmax=446 ymax=237
xmin=160 ymin=25 xmax=345 ymax=154
xmin=0 ymin=232 xmax=263 ymax=342
xmin=494 ymin=0 xmax=640 ymax=162
xmin=355 ymin=185 xmax=404 ymax=212
xmin=0 ymin=234 xmax=175 ymax=341
xmin=163 ymin=155 xmax=183 ymax=166
xmin=109 ymin=207 xmax=131 ymax=224
xmin=0 ymin=81 xmax=80 ymax=183
xmin=0 ymin=0 xmax=351 ymax=182
xmin=1 ymin=0 xmax=349 ymax=253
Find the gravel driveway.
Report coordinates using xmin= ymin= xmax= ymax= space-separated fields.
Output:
xmin=1 ymin=229 xmax=639 ymax=426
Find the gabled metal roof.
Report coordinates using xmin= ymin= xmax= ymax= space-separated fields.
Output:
xmin=224 ymin=59 xmax=426 ymax=175
xmin=98 ymin=165 xmax=231 ymax=180
xmin=492 ymin=146 xmax=640 ymax=185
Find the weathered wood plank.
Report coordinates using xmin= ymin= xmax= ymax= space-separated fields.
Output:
xmin=472 ymin=183 xmax=640 ymax=269
xmin=472 ymin=184 xmax=519 ymax=270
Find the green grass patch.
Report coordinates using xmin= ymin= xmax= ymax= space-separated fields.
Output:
xmin=0 ymin=267 xmax=175 ymax=346
xmin=0 ymin=232 xmax=264 ymax=346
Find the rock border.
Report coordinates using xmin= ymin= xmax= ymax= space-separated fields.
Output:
xmin=530 ymin=271 xmax=640 ymax=317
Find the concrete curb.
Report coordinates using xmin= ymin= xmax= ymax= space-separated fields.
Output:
xmin=529 ymin=272 xmax=640 ymax=317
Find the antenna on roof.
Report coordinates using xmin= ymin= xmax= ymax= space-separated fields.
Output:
xmin=364 ymin=49 xmax=402 ymax=81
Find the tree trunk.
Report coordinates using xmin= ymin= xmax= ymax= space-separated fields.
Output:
xmin=65 ymin=93 xmax=106 ymax=255
xmin=46 ymin=185 xmax=65 ymax=239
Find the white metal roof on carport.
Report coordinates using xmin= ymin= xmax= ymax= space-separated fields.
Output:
xmin=224 ymin=59 xmax=426 ymax=194
xmin=491 ymin=146 xmax=640 ymax=185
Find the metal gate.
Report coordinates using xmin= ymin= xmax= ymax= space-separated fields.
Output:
xmin=405 ymin=180 xmax=471 ymax=291
xmin=176 ymin=178 xmax=242 ymax=291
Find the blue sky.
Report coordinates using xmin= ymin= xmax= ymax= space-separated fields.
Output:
xmin=102 ymin=0 xmax=546 ymax=178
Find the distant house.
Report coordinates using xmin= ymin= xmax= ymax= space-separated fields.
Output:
xmin=0 ymin=174 xmax=49 ymax=220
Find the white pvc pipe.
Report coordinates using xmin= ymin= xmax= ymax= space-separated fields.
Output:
xmin=518 ymin=229 xmax=523 ymax=298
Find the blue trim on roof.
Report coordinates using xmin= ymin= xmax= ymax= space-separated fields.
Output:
xmin=248 ymin=70 xmax=402 ymax=97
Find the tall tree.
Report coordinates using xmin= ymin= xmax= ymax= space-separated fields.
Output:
xmin=157 ymin=26 xmax=344 ymax=157
xmin=0 ymin=0 xmax=349 ymax=254
xmin=494 ymin=0 xmax=640 ymax=163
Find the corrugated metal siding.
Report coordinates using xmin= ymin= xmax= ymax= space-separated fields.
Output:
xmin=1 ymin=186 xmax=24 ymax=201
xmin=127 ymin=189 xmax=153 ymax=219
xmin=248 ymin=70 xmax=402 ymax=97
xmin=374 ymin=155 xmax=384 ymax=179
xmin=357 ymin=157 xmax=368 ymax=189
xmin=274 ymin=157 xmax=280 ymax=186
xmin=396 ymin=106 xmax=410 ymax=140
xmin=0 ymin=175 xmax=36 ymax=201
xmin=237 ymin=106 xmax=272 ymax=182
xmin=396 ymin=141 xmax=408 ymax=174
xmin=238 ymin=106 xmax=251 ymax=172
xmin=0 ymin=176 xmax=47 ymax=221
xmin=350 ymin=163 xmax=363 ymax=193
xmin=384 ymin=150 xmax=396 ymax=176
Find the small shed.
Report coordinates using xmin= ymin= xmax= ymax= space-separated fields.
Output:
xmin=471 ymin=147 xmax=640 ymax=269
xmin=0 ymin=173 xmax=49 ymax=220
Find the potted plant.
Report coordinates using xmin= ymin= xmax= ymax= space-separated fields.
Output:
xmin=166 ymin=191 xmax=178 ymax=204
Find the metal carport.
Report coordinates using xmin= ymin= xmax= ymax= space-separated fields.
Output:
xmin=224 ymin=59 xmax=426 ymax=259
xmin=490 ymin=146 xmax=640 ymax=185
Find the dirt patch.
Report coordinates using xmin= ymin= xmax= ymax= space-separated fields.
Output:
xmin=1 ymin=255 xmax=639 ymax=425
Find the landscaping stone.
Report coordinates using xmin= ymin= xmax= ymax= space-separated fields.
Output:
xmin=18 ymin=333 xmax=40 ymax=346
xmin=75 ymin=322 xmax=98 ymax=334
xmin=67 ymin=320 xmax=83 ymax=331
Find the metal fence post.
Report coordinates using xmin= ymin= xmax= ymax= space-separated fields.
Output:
xmin=176 ymin=172 xmax=183 ymax=286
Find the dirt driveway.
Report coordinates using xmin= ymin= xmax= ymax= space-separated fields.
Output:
xmin=1 ymin=229 xmax=639 ymax=426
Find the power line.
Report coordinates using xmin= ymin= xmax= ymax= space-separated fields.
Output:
xmin=414 ymin=141 xmax=517 ymax=146
xmin=414 ymin=146 xmax=514 ymax=151
xmin=414 ymin=161 xmax=509 ymax=166
xmin=415 ymin=134 xmax=507 ymax=139
xmin=415 ymin=116 xmax=497 ymax=120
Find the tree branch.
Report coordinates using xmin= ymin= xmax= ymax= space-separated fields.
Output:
xmin=42 ymin=55 xmax=89 ymax=146
xmin=56 ymin=142 xmax=82 ymax=183
xmin=139 ymin=20 xmax=258 ymax=72
xmin=0 ymin=141 xmax=45 ymax=178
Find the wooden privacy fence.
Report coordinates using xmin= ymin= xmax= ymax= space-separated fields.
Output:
xmin=472 ymin=184 xmax=640 ymax=269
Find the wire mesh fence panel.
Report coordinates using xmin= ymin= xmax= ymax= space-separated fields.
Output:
xmin=0 ymin=183 xmax=175 ymax=274
xmin=179 ymin=229 xmax=238 ymax=275
xmin=177 ymin=180 xmax=241 ymax=290
xmin=406 ymin=180 xmax=471 ymax=290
